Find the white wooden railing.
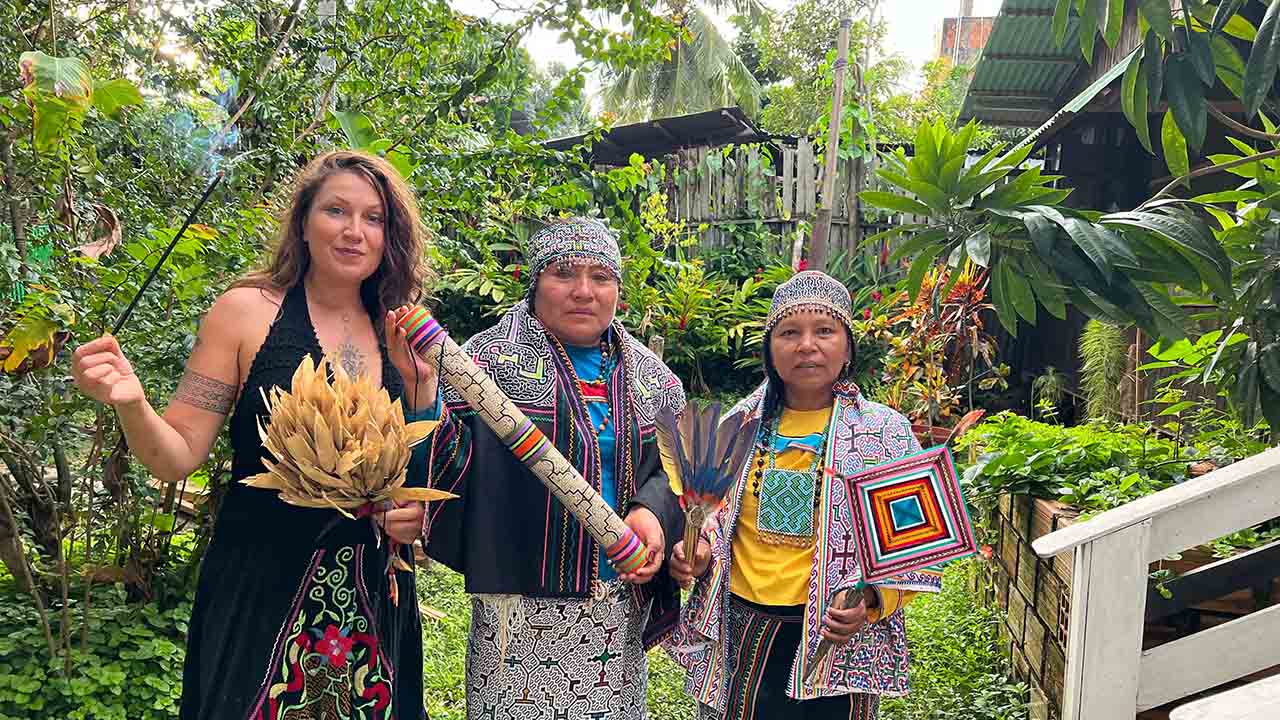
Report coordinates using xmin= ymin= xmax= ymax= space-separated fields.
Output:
xmin=1032 ymin=445 xmax=1280 ymax=719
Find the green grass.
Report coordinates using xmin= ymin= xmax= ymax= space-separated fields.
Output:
xmin=417 ymin=561 xmax=1024 ymax=719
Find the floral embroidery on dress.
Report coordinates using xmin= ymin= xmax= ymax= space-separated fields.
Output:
xmin=250 ymin=545 xmax=395 ymax=720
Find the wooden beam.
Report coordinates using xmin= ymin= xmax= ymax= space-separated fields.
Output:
xmin=1144 ymin=540 xmax=1280 ymax=621
xmin=1062 ymin=521 xmax=1152 ymax=720
xmin=968 ymin=90 xmax=1057 ymax=100
xmin=649 ymin=121 xmax=677 ymax=143
xmin=1138 ymin=602 xmax=1280 ymax=710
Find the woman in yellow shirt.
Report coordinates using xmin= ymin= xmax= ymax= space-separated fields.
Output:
xmin=666 ymin=271 xmax=941 ymax=719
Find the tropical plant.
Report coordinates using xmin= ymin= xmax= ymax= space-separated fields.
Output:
xmin=1055 ymin=0 xmax=1280 ymax=436
xmin=862 ymin=118 xmax=1232 ymax=343
xmin=601 ymin=0 xmax=766 ymax=123
xmin=1079 ymin=320 xmax=1130 ymax=422
xmin=876 ymin=262 xmax=1009 ymax=426
xmin=1031 ymin=366 xmax=1067 ymax=421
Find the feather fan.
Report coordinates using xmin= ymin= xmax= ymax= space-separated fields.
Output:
xmin=655 ymin=401 xmax=760 ymax=558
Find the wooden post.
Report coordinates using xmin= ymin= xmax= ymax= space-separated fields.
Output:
xmin=808 ymin=14 xmax=852 ymax=273
xmin=648 ymin=334 xmax=665 ymax=361
xmin=1061 ymin=520 xmax=1151 ymax=720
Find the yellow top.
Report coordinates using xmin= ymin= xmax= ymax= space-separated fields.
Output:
xmin=730 ymin=406 xmax=828 ymax=605
xmin=726 ymin=405 xmax=917 ymax=617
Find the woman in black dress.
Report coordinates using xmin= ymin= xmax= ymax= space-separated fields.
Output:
xmin=71 ymin=150 xmax=439 ymax=720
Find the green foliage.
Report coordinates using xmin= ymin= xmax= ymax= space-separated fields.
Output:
xmin=1031 ymin=366 xmax=1067 ymax=421
xmin=880 ymin=561 xmax=1028 ymax=720
xmin=601 ymin=1 xmax=764 ymax=123
xmin=0 ymin=580 xmax=190 ymax=719
xmin=1079 ymin=320 xmax=1129 ymax=422
xmin=956 ymin=412 xmax=1198 ymax=509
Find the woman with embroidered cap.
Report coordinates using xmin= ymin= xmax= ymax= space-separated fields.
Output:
xmin=663 ymin=271 xmax=942 ymax=719
xmin=413 ymin=216 xmax=686 ymax=719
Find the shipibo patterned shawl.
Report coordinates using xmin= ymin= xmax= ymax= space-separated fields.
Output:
xmin=666 ymin=381 xmax=943 ymax=709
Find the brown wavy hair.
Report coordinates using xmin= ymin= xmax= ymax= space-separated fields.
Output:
xmin=232 ymin=150 xmax=429 ymax=327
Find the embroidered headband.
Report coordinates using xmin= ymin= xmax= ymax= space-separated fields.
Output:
xmin=764 ymin=271 xmax=855 ymax=336
xmin=525 ymin=217 xmax=623 ymax=299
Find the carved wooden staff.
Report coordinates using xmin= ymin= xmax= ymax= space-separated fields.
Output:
xmin=395 ymin=306 xmax=649 ymax=574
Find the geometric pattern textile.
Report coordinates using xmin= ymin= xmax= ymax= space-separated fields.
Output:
xmin=755 ymin=469 xmax=816 ymax=541
xmin=466 ymin=583 xmax=651 ymax=720
xmin=764 ymin=271 xmax=855 ymax=335
xmin=844 ymin=445 xmax=977 ymax=584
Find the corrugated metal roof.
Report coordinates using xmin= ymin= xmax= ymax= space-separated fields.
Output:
xmin=959 ymin=0 xmax=1085 ymax=127
xmin=543 ymin=107 xmax=769 ymax=165
xmin=1013 ymin=47 xmax=1139 ymax=149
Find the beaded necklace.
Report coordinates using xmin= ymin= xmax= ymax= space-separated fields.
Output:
xmin=751 ymin=411 xmax=827 ymax=547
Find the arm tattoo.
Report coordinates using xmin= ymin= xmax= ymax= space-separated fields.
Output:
xmin=173 ymin=369 xmax=237 ymax=415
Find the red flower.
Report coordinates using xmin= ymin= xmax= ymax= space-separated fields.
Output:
xmin=796 ymin=259 xmax=809 ymax=271
xmin=871 ymin=290 xmax=882 ymax=302
xmin=678 ymin=317 xmax=687 ymax=330
xmin=979 ymin=544 xmax=993 ymax=560
xmin=618 ymin=302 xmax=629 ymax=311
xmin=863 ymin=308 xmax=872 ymax=320
xmin=314 ymin=625 xmax=354 ymax=668
xmin=512 ymin=266 xmax=522 ymax=281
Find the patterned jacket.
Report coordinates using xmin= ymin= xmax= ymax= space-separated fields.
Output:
xmin=423 ymin=301 xmax=688 ymax=647
xmin=665 ymin=381 xmax=943 ymax=710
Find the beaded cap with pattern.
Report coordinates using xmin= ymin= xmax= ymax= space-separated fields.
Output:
xmin=525 ymin=217 xmax=622 ymax=299
xmin=764 ymin=270 xmax=854 ymax=334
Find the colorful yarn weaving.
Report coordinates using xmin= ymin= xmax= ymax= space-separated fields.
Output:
xmin=394 ymin=306 xmax=649 ymax=574
xmin=604 ymin=530 xmax=648 ymax=575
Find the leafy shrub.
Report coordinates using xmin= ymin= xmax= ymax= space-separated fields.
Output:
xmin=956 ymin=412 xmax=1198 ymax=511
xmin=881 ymin=560 xmax=1027 ymax=720
xmin=0 ymin=581 xmax=190 ymax=720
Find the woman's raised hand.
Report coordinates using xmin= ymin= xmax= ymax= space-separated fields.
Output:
xmin=72 ymin=335 xmax=146 ymax=408
xmin=385 ymin=307 xmax=439 ymax=413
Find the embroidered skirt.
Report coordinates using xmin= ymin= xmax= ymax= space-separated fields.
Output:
xmin=466 ymin=582 xmax=651 ymax=720
xmin=697 ymin=596 xmax=879 ymax=720
xmin=180 ymin=516 xmax=423 ymax=720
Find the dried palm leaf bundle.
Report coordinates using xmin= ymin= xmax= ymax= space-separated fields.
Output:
xmin=242 ymin=354 xmax=454 ymax=593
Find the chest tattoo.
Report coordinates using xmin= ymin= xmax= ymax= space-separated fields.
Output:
xmin=336 ymin=313 xmax=369 ymax=379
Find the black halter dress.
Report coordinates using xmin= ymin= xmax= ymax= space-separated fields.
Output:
xmin=179 ymin=282 xmax=424 ymax=720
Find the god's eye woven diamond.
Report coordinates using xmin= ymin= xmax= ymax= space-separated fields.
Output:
xmin=844 ymin=445 xmax=977 ymax=583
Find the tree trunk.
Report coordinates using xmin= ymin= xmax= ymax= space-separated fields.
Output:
xmin=0 ymin=485 xmax=33 ymax=591
xmin=0 ymin=450 xmax=61 ymax=565
xmin=1 ymin=133 xmax=28 ymax=272
xmin=808 ymin=15 xmax=852 ymax=272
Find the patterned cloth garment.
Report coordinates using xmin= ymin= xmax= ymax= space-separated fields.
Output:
xmin=665 ymin=381 xmax=943 ymax=713
xmin=764 ymin=271 xmax=855 ymax=335
xmin=466 ymin=583 xmax=652 ymax=720
xmin=421 ymin=299 xmax=687 ymax=720
xmin=698 ymin=597 xmax=880 ymax=720
xmin=524 ymin=217 xmax=623 ymax=300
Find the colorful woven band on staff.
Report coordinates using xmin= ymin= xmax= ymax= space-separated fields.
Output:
xmin=397 ymin=306 xmax=446 ymax=353
xmin=605 ymin=530 xmax=647 ymax=574
xmin=504 ymin=419 xmax=552 ymax=465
